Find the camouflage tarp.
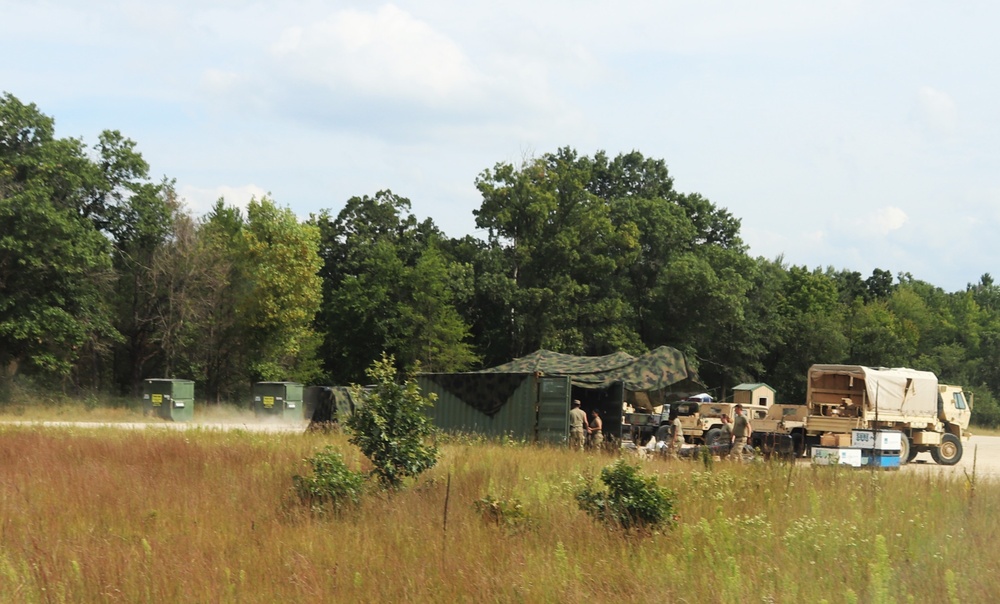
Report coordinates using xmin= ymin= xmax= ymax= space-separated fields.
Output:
xmin=305 ymin=386 xmax=361 ymax=431
xmin=422 ymin=346 xmax=704 ymax=416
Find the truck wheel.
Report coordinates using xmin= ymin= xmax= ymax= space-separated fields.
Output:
xmin=898 ymin=434 xmax=911 ymax=465
xmin=705 ymin=428 xmax=724 ymax=446
xmin=791 ymin=432 xmax=805 ymax=458
xmin=931 ymin=434 xmax=963 ymax=466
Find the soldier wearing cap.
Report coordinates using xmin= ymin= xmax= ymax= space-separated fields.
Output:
xmin=569 ymin=399 xmax=587 ymax=451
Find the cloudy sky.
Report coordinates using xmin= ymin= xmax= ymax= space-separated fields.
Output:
xmin=3 ymin=1 xmax=999 ymax=292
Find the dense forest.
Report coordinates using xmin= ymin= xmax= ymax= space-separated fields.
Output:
xmin=3 ymin=92 xmax=1000 ymax=425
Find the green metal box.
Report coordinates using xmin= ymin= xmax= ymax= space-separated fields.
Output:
xmin=143 ymin=378 xmax=195 ymax=422
xmin=253 ymin=382 xmax=304 ymax=421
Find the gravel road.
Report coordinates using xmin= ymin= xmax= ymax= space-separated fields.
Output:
xmin=902 ymin=434 xmax=1000 ymax=479
xmin=0 ymin=419 xmax=310 ymax=434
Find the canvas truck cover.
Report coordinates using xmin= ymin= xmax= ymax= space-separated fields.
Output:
xmin=807 ymin=364 xmax=939 ymax=418
xmin=421 ymin=346 xmax=703 ymax=417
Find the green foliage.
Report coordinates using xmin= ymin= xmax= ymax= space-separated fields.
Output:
xmin=867 ymin=534 xmax=895 ymax=604
xmin=575 ymin=459 xmax=677 ymax=531
xmin=313 ymin=192 xmax=477 ymax=383
xmin=346 ymin=354 xmax=438 ymax=490
xmin=0 ymin=94 xmax=119 ymax=377
xmin=292 ymin=446 xmax=365 ymax=513
xmin=396 ymin=245 xmax=480 ymax=371
xmin=969 ymin=386 xmax=1000 ymax=428
xmin=242 ymin=196 xmax=323 ymax=383
xmin=474 ymin=494 xmax=533 ymax=532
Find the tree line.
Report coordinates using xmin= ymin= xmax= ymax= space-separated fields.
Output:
xmin=3 ymin=93 xmax=1000 ymax=425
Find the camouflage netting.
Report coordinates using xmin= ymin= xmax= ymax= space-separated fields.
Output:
xmin=421 ymin=346 xmax=704 ymax=417
xmin=306 ymin=386 xmax=362 ymax=431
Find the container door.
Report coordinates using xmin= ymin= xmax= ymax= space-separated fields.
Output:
xmin=536 ymin=376 xmax=571 ymax=444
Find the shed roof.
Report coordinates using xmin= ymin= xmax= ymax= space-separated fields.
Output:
xmin=733 ymin=383 xmax=775 ymax=393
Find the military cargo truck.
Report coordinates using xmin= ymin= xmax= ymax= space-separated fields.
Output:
xmin=796 ymin=365 xmax=972 ymax=465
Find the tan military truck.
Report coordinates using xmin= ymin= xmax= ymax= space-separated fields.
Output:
xmin=626 ymin=396 xmax=773 ymax=449
xmin=674 ymin=399 xmax=770 ymax=445
xmin=799 ymin=365 xmax=972 ymax=465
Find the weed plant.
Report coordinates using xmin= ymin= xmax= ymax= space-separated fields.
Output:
xmin=0 ymin=426 xmax=998 ymax=602
xmin=575 ymin=458 xmax=677 ymax=531
xmin=293 ymin=446 xmax=366 ymax=514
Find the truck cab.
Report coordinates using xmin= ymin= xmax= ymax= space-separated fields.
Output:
xmin=938 ymin=384 xmax=972 ymax=436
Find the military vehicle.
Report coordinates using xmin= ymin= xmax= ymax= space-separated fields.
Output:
xmin=623 ymin=397 xmax=771 ymax=447
xmin=785 ymin=365 xmax=972 ymax=465
xmin=676 ymin=399 xmax=770 ymax=445
xmin=744 ymin=404 xmax=808 ymax=458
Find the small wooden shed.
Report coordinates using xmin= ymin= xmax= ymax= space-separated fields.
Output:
xmin=732 ymin=383 xmax=776 ymax=407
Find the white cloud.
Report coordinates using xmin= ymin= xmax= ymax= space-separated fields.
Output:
xmin=269 ymin=4 xmax=483 ymax=107
xmin=179 ymin=184 xmax=268 ymax=218
xmin=865 ymin=206 xmax=909 ymax=236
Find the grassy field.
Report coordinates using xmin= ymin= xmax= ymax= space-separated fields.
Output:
xmin=0 ymin=422 xmax=996 ymax=603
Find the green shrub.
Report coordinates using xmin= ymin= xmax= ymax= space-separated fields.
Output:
xmin=474 ymin=494 xmax=533 ymax=532
xmin=292 ymin=446 xmax=365 ymax=513
xmin=970 ymin=385 xmax=1000 ymax=428
xmin=346 ymin=354 xmax=439 ymax=490
xmin=576 ymin=459 xmax=677 ymax=532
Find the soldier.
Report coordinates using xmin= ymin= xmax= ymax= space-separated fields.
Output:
xmin=667 ymin=411 xmax=684 ymax=459
xmin=718 ymin=414 xmax=733 ymax=456
xmin=588 ymin=409 xmax=604 ymax=450
xmin=569 ymin=399 xmax=587 ymax=451
xmin=731 ymin=404 xmax=752 ymax=461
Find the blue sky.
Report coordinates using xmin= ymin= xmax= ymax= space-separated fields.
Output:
xmin=3 ymin=1 xmax=999 ymax=292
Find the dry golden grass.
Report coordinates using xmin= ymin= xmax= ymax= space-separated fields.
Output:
xmin=0 ymin=426 xmax=997 ymax=603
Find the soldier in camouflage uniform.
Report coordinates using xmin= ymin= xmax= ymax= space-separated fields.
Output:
xmin=569 ymin=399 xmax=587 ymax=451
xmin=731 ymin=404 xmax=752 ymax=461
xmin=588 ymin=409 xmax=604 ymax=450
xmin=667 ymin=411 xmax=684 ymax=459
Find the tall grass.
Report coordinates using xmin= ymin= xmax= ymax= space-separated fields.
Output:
xmin=0 ymin=426 xmax=996 ymax=603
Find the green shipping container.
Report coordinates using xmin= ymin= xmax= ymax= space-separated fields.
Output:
xmin=417 ymin=373 xmax=572 ymax=444
xmin=143 ymin=378 xmax=195 ymax=422
xmin=253 ymin=382 xmax=304 ymax=421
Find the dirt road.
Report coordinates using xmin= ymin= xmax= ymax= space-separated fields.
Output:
xmin=0 ymin=419 xmax=309 ymax=434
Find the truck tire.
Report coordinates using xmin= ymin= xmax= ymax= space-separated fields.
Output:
xmin=705 ymin=428 xmax=725 ymax=447
xmin=898 ymin=434 xmax=911 ymax=465
xmin=931 ymin=433 xmax=962 ymax=466
xmin=791 ymin=431 xmax=805 ymax=458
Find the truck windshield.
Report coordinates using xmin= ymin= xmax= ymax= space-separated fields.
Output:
xmin=953 ymin=392 xmax=967 ymax=410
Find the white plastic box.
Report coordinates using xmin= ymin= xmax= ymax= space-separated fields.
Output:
xmin=812 ymin=447 xmax=863 ymax=467
xmin=851 ymin=430 xmax=902 ymax=451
